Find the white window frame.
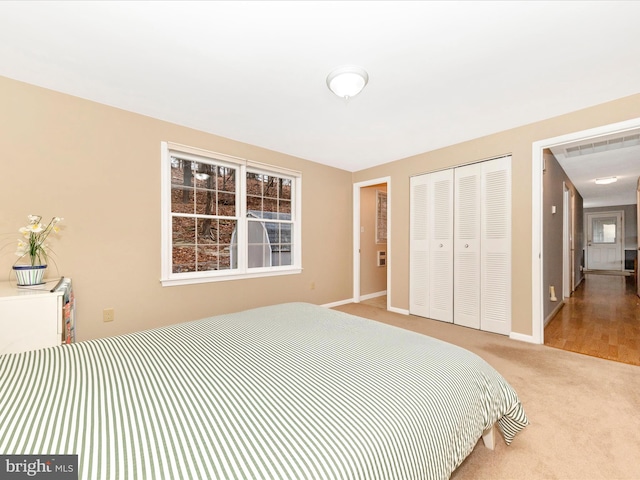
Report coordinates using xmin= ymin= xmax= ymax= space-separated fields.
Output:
xmin=161 ymin=142 xmax=302 ymax=286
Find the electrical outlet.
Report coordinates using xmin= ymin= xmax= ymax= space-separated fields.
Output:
xmin=103 ymin=308 xmax=115 ymax=322
xmin=310 ymin=281 xmax=316 ymax=290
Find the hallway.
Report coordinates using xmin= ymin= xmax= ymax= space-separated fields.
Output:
xmin=544 ymin=273 xmax=640 ymax=366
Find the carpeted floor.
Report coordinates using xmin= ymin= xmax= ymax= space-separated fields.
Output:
xmin=333 ymin=303 xmax=640 ymax=480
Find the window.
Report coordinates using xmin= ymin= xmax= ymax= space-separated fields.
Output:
xmin=161 ymin=142 xmax=302 ymax=286
xmin=592 ymin=216 xmax=617 ymax=244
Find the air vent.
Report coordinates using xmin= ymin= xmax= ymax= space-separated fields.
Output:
xmin=565 ymin=134 xmax=640 ymax=158
xmin=566 ymin=146 xmax=581 ymax=156
xmin=592 ymin=140 xmax=608 ymax=153
xmin=624 ymin=134 xmax=640 ymax=146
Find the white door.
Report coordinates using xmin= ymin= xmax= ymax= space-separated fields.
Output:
xmin=410 ymin=158 xmax=509 ymax=334
xmin=480 ymin=156 xmax=512 ymax=335
xmin=454 ymin=162 xmax=482 ymax=329
xmin=586 ymin=212 xmax=623 ymax=271
xmin=409 ymin=175 xmax=430 ymax=317
xmin=428 ymin=169 xmax=454 ymax=323
xmin=409 ymin=170 xmax=454 ymax=322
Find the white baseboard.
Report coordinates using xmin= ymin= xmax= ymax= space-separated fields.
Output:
xmin=321 ymin=298 xmax=354 ymax=308
xmin=509 ymin=332 xmax=538 ymax=344
xmin=359 ymin=290 xmax=387 ymax=301
xmin=325 ymin=298 xmax=538 ymax=341
xmin=321 ymin=295 xmax=409 ymax=316
xmin=388 ymin=306 xmax=409 ymax=315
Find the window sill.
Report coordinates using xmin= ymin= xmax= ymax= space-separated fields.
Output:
xmin=161 ymin=268 xmax=303 ymax=287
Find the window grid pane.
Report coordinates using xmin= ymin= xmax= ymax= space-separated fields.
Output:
xmin=171 ymin=156 xmax=238 ymax=273
xmin=246 ymin=171 xmax=294 ymax=220
xmin=247 ymin=219 xmax=293 ymax=268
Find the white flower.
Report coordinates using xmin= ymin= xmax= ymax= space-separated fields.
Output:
xmin=13 ymin=215 xmax=64 ymax=266
xmin=20 ymin=223 xmax=44 ymax=234
xmin=15 ymin=239 xmax=27 ymax=256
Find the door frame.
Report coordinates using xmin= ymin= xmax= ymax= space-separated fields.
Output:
xmin=532 ymin=117 xmax=640 ymax=344
xmin=562 ymin=183 xmax=572 ymax=298
xmin=353 ymin=176 xmax=391 ymax=309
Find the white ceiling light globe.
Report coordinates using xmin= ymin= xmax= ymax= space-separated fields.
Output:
xmin=326 ymin=66 xmax=369 ymax=99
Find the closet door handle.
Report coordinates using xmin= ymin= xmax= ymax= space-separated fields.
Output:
xmin=465 ymin=244 xmax=469 ymax=248
xmin=439 ymin=243 xmax=443 ymax=248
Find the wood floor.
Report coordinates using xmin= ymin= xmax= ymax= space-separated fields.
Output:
xmin=544 ymin=273 xmax=640 ymax=366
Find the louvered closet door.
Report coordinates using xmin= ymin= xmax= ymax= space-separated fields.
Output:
xmin=409 ymin=175 xmax=430 ymax=317
xmin=454 ymin=163 xmax=482 ymax=329
xmin=481 ymin=156 xmax=512 ymax=335
xmin=428 ymin=169 xmax=454 ymax=323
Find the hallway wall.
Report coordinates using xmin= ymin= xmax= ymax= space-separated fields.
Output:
xmin=543 ymin=150 xmax=584 ymax=323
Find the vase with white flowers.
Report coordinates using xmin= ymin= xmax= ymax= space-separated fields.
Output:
xmin=13 ymin=215 xmax=63 ymax=286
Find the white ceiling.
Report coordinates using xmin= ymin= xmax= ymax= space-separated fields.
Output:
xmin=1 ymin=1 xmax=640 ymax=205
xmin=549 ymin=131 xmax=640 ymax=209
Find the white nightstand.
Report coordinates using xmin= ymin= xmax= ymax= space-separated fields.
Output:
xmin=0 ymin=278 xmax=75 ymax=354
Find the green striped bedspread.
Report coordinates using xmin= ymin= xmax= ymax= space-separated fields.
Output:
xmin=0 ymin=302 xmax=527 ymax=479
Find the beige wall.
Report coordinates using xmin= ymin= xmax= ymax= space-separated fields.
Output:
xmin=3 ymin=74 xmax=640 ymax=341
xmin=0 ymin=76 xmax=354 ymax=341
xmin=353 ymin=93 xmax=640 ymax=337
xmin=359 ymin=184 xmax=387 ymax=296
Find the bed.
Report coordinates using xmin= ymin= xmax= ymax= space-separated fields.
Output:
xmin=0 ymin=302 xmax=527 ymax=479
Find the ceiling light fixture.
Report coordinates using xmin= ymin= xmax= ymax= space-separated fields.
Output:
xmin=594 ymin=176 xmax=617 ymax=185
xmin=326 ymin=65 xmax=369 ymax=100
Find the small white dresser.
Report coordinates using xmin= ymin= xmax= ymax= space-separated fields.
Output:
xmin=0 ymin=278 xmax=75 ymax=354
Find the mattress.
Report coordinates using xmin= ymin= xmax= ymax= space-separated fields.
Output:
xmin=0 ymin=302 xmax=527 ymax=479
